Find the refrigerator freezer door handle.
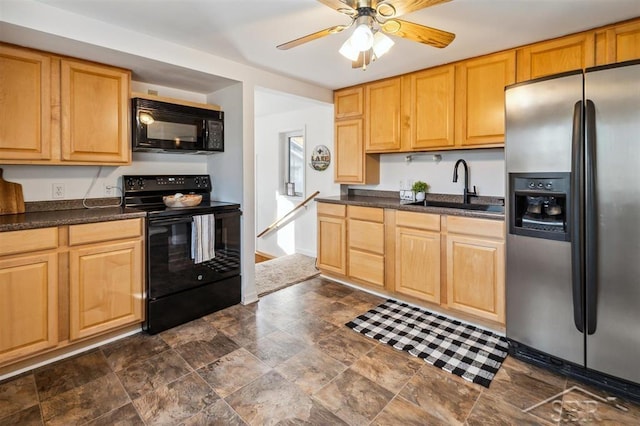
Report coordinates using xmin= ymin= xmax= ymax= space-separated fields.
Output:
xmin=585 ymin=99 xmax=598 ymax=335
xmin=571 ymin=100 xmax=585 ymax=333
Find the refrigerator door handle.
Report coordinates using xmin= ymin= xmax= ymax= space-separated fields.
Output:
xmin=585 ymin=99 xmax=598 ymax=335
xmin=570 ymin=100 xmax=585 ymax=333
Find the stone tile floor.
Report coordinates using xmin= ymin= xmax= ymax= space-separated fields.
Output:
xmin=1 ymin=277 xmax=639 ymax=425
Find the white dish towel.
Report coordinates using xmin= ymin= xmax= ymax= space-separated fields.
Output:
xmin=191 ymin=214 xmax=216 ymax=263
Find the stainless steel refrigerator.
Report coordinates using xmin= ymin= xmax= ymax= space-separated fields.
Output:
xmin=505 ymin=60 xmax=640 ymax=398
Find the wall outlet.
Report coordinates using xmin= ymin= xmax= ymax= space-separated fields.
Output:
xmin=104 ymin=184 xmax=115 ymax=197
xmin=52 ymin=183 xmax=65 ymax=199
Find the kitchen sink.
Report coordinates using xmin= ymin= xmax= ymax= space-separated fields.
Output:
xmin=406 ymin=200 xmax=505 ymax=213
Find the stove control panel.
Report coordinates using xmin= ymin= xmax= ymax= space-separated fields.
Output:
xmin=123 ymin=175 xmax=211 ymax=192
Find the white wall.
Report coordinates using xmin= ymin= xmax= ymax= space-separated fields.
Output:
xmin=255 ymin=92 xmax=337 ymax=258
xmin=359 ymin=149 xmax=505 ymax=197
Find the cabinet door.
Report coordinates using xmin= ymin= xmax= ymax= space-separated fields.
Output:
xmin=604 ymin=20 xmax=640 ymax=64
xmin=317 ymin=215 xmax=347 ymax=275
xmin=516 ymin=33 xmax=595 ymax=82
xmin=395 ymin=227 xmax=441 ymax=303
xmin=69 ymin=239 xmax=142 ymax=340
xmin=60 ymin=59 xmax=130 ymax=164
xmin=335 ymin=118 xmax=379 ymax=184
xmin=403 ymin=65 xmax=455 ymax=150
xmin=455 ymin=51 xmax=515 ymax=147
xmin=365 ymin=78 xmax=401 ymax=152
xmin=446 ymin=234 xmax=505 ymax=324
xmin=0 ymin=253 xmax=58 ymax=364
xmin=335 ymin=87 xmax=363 ymax=119
xmin=0 ymin=45 xmax=52 ymax=161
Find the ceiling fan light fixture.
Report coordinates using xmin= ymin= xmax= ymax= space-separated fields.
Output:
xmin=372 ymin=31 xmax=394 ymax=58
xmin=350 ymin=16 xmax=375 ymax=51
xmin=339 ymin=38 xmax=360 ymax=61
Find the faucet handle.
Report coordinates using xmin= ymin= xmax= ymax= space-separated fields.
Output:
xmin=470 ymin=185 xmax=478 ymax=196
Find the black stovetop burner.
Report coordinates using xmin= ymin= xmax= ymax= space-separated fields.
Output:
xmin=123 ymin=174 xmax=240 ymax=218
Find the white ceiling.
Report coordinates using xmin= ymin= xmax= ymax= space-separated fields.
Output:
xmin=26 ymin=0 xmax=640 ymax=90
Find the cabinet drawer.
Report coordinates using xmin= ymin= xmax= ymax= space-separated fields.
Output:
xmin=317 ymin=202 xmax=346 ymax=218
xmin=396 ymin=211 xmax=440 ymax=231
xmin=447 ymin=216 xmax=504 ymax=239
xmin=349 ymin=219 xmax=384 ymax=254
xmin=0 ymin=227 xmax=58 ymax=256
xmin=349 ymin=250 xmax=384 ymax=287
xmin=348 ymin=205 xmax=383 ymax=222
xmin=69 ymin=218 xmax=142 ymax=246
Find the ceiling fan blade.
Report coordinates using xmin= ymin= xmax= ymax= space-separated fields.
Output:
xmin=381 ymin=19 xmax=455 ymax=48
xmin=374 ymin=0 xmax=451 ymax=19
xmin=277 ymin=25 xmax=348 ymax=50
xmin=316 ymin=0 xmax=358 ymax=15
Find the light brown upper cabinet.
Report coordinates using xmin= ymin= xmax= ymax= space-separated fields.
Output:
xmin=455 ymin=51 xmax=516 ymax=147
xmin=0 ymin=43 xmax=131 ymax=165
xmin=334 ymin=86 xmax=364 ymax=119
xmin=365 ymin=77 xmax=402 ymax=152
xmin=602 ymin=20 xmax=640 ymax=64
xmin=60 ymin=59 xmax=130 ymax=164
xmin=0 ymin=45 xmax=52 ymax=161
xmin=334 ymin=118 xmax=380 ymax=184
xmin=516 ymin=33 xmax=595 ymax=82
xmin=401 ymin=65 xmax=455 ymax=150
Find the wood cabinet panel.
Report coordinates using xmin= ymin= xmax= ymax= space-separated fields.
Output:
xmin=447 ymin=216 xmax=504 ymax=239
xmin=516 ymin=33 xmax=595 ymax=82
xmin=446 ymin=234 xmax=505 ymax=324
xmin=69 ymin=239 xmax=142 ymax=340
xmin=402 ymin=65 xmax=455 ymax=149
xmin=60 ymin=59 xmax=130 ymax=164
xmin=69 ymin=218 xmax=142 ymax=246
xmin=335 ymin=119 xmax=363 ymax=183
xmin=349 ymin=219 xmax=384 ymax=254
xmin=0 ymin=227 xmax=58 ymax=257
xmin=347 ymin=205 xmax=384 ymax=222
xmin=0 ymin=253 xmax=58 ymax=364
xmin=396 ymin=211 xmax=440 ymax=231
xmin=349 ymin=249 xmax=385 ymax=287
xmin=365 ymin=78 xmax=401 ymax=152
xmin=317 ymin=202 xmax=346 ymax=217
xmin=395 ymin=227 xmax=441 ymax=303
xmin=335 ymin=87 xmax=363 ymax=118
xmin=604 ymin=20 xmax=640 ymax=64
xmin=0 ymin=45 xmax=52 ymax=160
xmin=317 ymin=214 xmax=346 ymax=275
xmin=456 ymin=51 xmax=515 ymax=146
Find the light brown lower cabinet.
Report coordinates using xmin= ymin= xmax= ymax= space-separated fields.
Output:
xmin=348 ymin=206 xmax=385 ymax=288
xmin=394 ymin=211 xmax=441 ymax=303
xmin=445 ymin=216 xmax=505 ymax=324
xmin=316 ymin=206 xmax=506 ymax=326
xmin=69 ymin=239 xmax=142 ymax=340
xmin=0 ymin=218 xmax=144 ymax=368
xmin=0 ymin=252 xmax=58 ymax=365
xmin=317 ymin=203 xmax=347 ymax=275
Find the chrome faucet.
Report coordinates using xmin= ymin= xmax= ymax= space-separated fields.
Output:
xmin=453 ymin=159 xmax=477 ymax=204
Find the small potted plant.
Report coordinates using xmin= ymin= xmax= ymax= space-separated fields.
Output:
xmin=411 ymin=181 xmax=429 ymax=201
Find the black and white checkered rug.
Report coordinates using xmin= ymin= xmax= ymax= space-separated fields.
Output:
xmin=345 ymin=299 xmax=508 ymax=388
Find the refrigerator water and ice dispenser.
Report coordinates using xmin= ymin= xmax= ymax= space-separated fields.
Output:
xmin=509 ymin=172 xmax=570 ymax=241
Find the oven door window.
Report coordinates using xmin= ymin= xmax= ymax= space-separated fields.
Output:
xmin=147 ymin=213 xmax=240 ymax=300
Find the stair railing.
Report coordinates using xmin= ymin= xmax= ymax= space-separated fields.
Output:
xmin=257 ymin=190 xmax=320 ymax=238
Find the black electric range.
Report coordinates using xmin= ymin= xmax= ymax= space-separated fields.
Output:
xmin=123 ymin=175 xmax=242 ymax=334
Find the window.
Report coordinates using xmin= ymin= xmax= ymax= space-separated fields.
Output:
xmin=284 ymin=131 xmax=304 ymax=197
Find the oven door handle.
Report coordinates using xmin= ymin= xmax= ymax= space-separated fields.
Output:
xmin=149 ymin=217 xmax=193 ymax=226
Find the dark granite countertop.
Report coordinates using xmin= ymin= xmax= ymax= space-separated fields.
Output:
xmin=0 ymin=198 xmax=146 ymax=232
xmin=316 ymin=190 xmax=505 ymax=221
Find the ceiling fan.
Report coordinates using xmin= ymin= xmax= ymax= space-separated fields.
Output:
xmin=277 ymin=0 xmax=455 ymax=69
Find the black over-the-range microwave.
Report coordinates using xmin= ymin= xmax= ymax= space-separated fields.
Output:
xmin=132 ymin=98 xmax=224 ymax=154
